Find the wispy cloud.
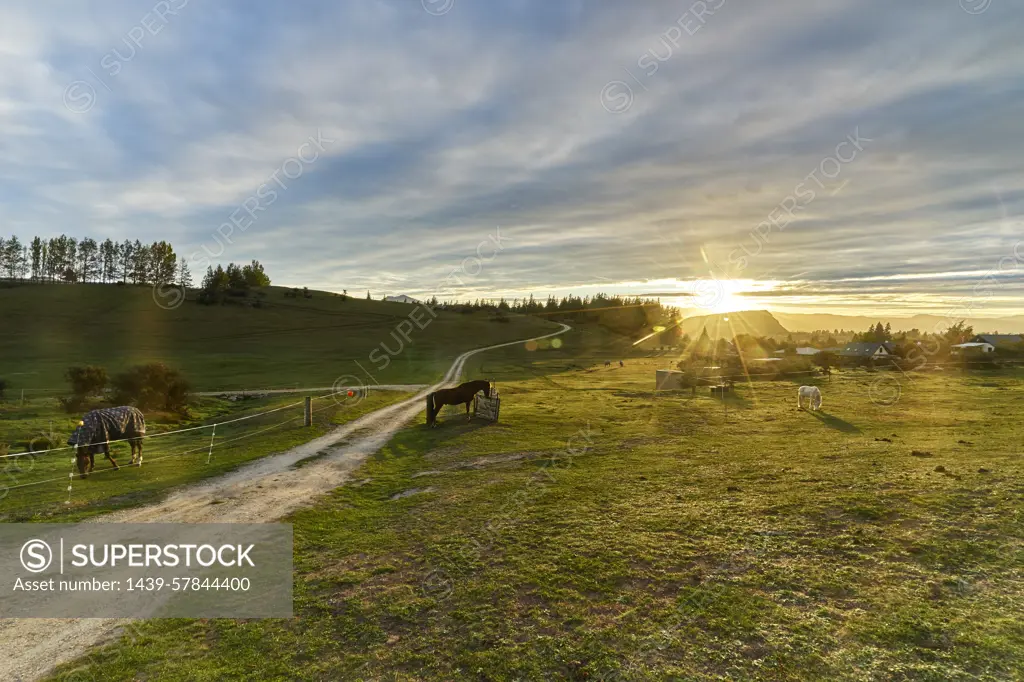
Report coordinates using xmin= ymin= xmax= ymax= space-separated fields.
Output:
xmin=1 ymin=0 xmax=1022 ymax=313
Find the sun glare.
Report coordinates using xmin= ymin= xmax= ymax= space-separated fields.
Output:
xmin=689 ymin=278 xmax=764 ymax=314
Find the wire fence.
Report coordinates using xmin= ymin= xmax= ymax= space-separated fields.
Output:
xmin=0 ymin=386 xmax=363 ymax=514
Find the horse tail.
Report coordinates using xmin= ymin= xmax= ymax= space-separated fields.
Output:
xmin=427 ymin=392 xmax=437 ymax=424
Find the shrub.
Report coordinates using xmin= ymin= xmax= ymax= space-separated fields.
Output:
xmin=58 ymin=395 xmax=89 ymax=413
xmin=742 ymin=356 xmax=816 ymax=380
xmin=112 ymin=363 xmax=191 ymax=412
xmin=27 ymin=433 xmax=56 ymax=452
xmin=814 ymin=351 xmax=837 ymax=373
xmin=65 ymin=365 xmax=108 ymax=397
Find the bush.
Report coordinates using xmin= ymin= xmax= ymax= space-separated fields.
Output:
xmin=58 ymin=395 xmax=88 ymax=413
xmin=743 ymin=356 xmax=816 ymax=380
xmin=65 ymin=365 xmax=108 ymax=397
xmin=111 ymin=363 xmax=191 ymax=412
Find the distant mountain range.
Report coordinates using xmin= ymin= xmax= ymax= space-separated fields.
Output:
xmin=674 ymin=310 xmax=1024 ymax=340
xmin=771 ymin=312 xmax=1024 ymax=335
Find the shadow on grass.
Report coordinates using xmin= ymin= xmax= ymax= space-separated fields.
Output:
xmin=806 ymin=410 xmax=861 ymax=433
xmin=412 ymin=418 xmax=493 ymax=447
xmin=717 ymin=389 xmax=752 ymax=410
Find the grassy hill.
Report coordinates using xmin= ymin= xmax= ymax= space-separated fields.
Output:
xmin=0 ymin=283 xmax=560 ymax=391
xmin=679 ymin=309 xmax=790 ymax=340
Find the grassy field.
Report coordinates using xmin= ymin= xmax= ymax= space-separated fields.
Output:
xmin=47 ymin=348 xmax=1024 ymax=681
xmin=0 ymin=282 xmax=558 ymax=390
xmin=0 ymin=389 xmax=410 ymax=522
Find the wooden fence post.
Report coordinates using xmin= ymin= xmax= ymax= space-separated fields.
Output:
xmin=304 ymin=397 xmax=312 ymax=427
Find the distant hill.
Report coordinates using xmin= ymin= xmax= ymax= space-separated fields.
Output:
xmin=384 ymin=295 xmax=420 ymax=304
xmin=0 ymin=283 xmax=558 ymax=390
xmin=678 ymin=310 xmax=789 ymax=339
xmin=773 ymin=312 xmax=1024 ymax=334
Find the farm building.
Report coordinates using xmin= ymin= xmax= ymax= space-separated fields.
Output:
xmin=838 ymin=342 xmax=892 ymax=359
xmin=970 ymin=334 xmax=1023 ymax=349
xmin=951 ymin=341 xmax=996 ymax=354
xmin=773 ymin=347 xmax=821 ymax=356
xmin=655 ymin=369 xmax=685 ymax=390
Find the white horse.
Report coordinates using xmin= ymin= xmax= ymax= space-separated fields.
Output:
xmin=797 ymin=385 xmax=822 ymax=411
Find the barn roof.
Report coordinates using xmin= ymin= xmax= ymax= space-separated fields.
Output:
xmin=839 ymin=342 xmax=889 ymax=357
xmin=972 ymin=334 xmax=1023 ymax=346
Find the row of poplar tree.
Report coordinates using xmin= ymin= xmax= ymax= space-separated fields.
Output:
xmin=0 ymin=234 xmax=189 ymax=287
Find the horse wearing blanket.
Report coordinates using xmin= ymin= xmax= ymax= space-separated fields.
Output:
xmin=68 ymin=406 xmax=146 ymax=478
xmin=797 ymin=385 xmax=822 ymax=411
xmin=426 ymin=380 xmax=491 ymax=427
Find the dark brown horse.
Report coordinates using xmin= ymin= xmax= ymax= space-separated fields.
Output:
xmin=426 ymin=380 xmax=491 ymax=426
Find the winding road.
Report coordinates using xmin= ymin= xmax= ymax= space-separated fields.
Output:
xmin=0 ymin=324 xmax=570 ymax=682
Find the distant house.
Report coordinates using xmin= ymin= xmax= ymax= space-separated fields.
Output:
xmin=971 ymin=334 xmax=1023 ymax=349
xmin=384 ymin=295 xmax=421 ymax=304
xmin=951 ymin=342 xmax=995 ymax=354
xmin=839 ymin=342 xmax=892 ymax=359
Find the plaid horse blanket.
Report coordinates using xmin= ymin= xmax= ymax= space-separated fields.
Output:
xmin=68 ymin=406 xmax=147 ymax=450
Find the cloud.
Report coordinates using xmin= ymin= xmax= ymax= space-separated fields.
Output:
xmin=1 ymin=0 xmax=1022 ymax=314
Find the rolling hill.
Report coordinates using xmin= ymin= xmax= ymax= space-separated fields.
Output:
xmin=0 ymin=283 xmax=560 ymax=391
xmin=677 ymin=309 xmax=789 ymax=339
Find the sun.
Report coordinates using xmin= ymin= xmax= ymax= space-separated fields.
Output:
xmin=691 ymin=278 xmax=749 ymax=314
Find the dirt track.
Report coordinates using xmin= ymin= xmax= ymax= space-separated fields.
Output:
xmin=0 ymin=325 xmax=569 ymax=682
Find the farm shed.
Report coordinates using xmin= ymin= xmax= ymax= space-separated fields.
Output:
xmin=952 ymin=342 xmax=995 ymax=354
xmin=655 ymin=370 xmax=685 ymax=390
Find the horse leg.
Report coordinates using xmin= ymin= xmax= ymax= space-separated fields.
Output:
xmin=88 ymin=452 xmax=95 ymax=474
xmin=466 ymin=401 xmax=472 ymax=421
xmin=105 ymin=444 xmax=119 ymax=470
xmin=429 ymin=396 xmax=439 ymax=427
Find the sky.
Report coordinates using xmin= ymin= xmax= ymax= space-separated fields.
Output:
xmin=2 ymin=0 xmax=1023 ymax=317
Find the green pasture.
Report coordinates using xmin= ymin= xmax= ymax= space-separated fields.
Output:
xmin=48 ymin=351 xmax=1024 ymax=681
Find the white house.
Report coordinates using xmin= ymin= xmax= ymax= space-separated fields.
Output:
xmin=971 ymin=334 xmax=1023 ymax=348
xmin=839 ymin=342 xmax=891 ymax=359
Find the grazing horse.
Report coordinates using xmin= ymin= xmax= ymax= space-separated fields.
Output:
xmin=797 ymin=385 xmax=822 ymax=411
xmin=68 ymin=406 xmax=146 ymax=478
xmin=426 ymin=380 xmax=491 ymax=426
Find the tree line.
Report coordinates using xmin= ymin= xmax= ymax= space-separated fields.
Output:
xmin=197 ymin=261 xmax=271 ymax=304
xmin=431 ymin=293 xmax=665 ymax=336
xmin=0 ymin=234 xmax=189 ymax=287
